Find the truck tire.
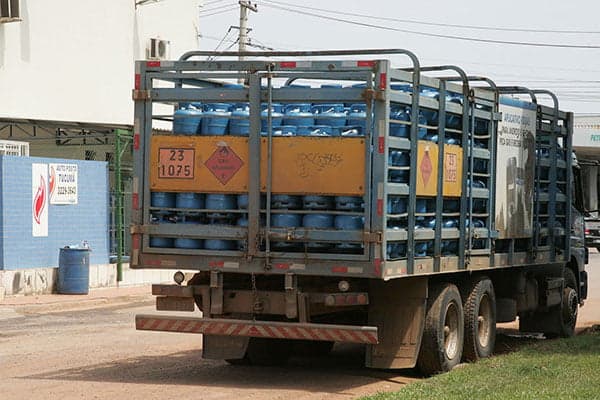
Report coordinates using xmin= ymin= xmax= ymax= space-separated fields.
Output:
xmin=417 ymin=283 xmax=464 ymax=375
xmin=519 ymin=268 xmax=578 ymax=338
xmin=246 ymin=338 xmax=292 ymax=366
xmin=555 ymin=268 xmax=578 ymax=338
xmin=462 ymin=277 xmax=496 ymax=361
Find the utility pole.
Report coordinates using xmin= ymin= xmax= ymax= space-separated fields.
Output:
xmin=238 ymin=0 xmax=257 ymax=61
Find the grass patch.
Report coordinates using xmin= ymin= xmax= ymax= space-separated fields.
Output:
xmin=363 ymin=332 xmax=600 ymax=400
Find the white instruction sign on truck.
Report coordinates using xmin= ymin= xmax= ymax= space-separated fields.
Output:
xmin=495 ymin=99 xmax=537 ymax=239
xmin=49 ymin=163 xmax=78 ymax=205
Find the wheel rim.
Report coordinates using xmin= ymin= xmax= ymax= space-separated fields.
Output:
xmin=477 ymin=294 xmax=492 ymax=348
xmin=562 ymin=287 xmax=578 ymax=325
xmin=444 ymin=302 xmax=460 ymax=360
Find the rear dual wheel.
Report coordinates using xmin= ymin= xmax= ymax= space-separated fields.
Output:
xmin=417 ymin=283 xmax=464 ymax=375
xmin=462 ymin=277 xmax=496 ymax=361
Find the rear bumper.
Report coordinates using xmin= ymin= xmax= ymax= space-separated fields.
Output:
xmin=136 ymin=314 xmax=378 ymax=344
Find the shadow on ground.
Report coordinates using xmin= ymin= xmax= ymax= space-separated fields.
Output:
xmin=19 ymin=343 xmax=418 ymax=392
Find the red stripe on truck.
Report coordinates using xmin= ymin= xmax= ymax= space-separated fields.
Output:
xmin=136 ymin=315 xmax=378 ymax=344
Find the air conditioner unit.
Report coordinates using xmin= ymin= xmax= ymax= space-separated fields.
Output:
xmin=147 ymin=38 xmax=170 ymax=60
xmin=0 ymin=140 xmax=29 ymax=156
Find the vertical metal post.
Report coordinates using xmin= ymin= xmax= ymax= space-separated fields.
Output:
xmin=115 ymin=129 xmax=123 ymax=282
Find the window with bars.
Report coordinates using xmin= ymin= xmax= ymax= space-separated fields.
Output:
xmin=0 ymin=0 xmax=20 ymax=23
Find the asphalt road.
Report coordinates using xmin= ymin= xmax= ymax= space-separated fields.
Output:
xmin=0 ymin=255 xmax=598 ymax=400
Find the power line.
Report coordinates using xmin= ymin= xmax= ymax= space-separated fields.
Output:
xmin=202 ymin=0 xmax=233 ymax=6
xmin=199 ymin=6 xmax=239 ymax=18
xmin=258 ymin=2 xmax=600 ymax=49
xmin=262 ymin=0 xmax=600 ymax=35
xmin=199 ymin=3 xmax=238 ymax=14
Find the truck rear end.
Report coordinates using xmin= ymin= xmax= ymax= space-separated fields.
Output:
xmin=131 ymin=50 xmax=587 ymax=373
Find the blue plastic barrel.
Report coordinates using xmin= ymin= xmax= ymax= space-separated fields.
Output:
xmin=58 ymin=247 xmax=91 ymax=294
xmin=204 ymin=239 xmax=237 ymax=250
xmin=176 ymin=193 xmax=204 ymax=209
xmin=173 ymin=106 xmax=203 ymax=135
xmin=201 ymin=103 xmax=231 ymax=135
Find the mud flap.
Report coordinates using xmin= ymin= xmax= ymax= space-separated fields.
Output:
xmin=366 ymin=276 xmax=428 ymax=369
xmin=202 ymin=335 xmax=249 ymax=360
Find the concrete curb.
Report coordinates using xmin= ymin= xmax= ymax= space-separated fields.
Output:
xmin=10 ymin=294 xmax=154 ymax=315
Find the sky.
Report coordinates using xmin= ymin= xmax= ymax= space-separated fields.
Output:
xmin=196 ymin=0 xmax=600 ymax=114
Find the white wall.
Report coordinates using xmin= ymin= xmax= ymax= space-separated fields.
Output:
xmin=0 ymin=0 xmax=200 ymax=126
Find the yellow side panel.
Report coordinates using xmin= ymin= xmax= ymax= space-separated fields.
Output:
xmin=264 ymin=136 xmax=365 ymax=195
xmin=442 ymin=144 xmax=463 ymax=197
xmin=416 ymin=141 xmax=438 ymax=196
xmin=150 ymin=135 xmax=365 ymax=195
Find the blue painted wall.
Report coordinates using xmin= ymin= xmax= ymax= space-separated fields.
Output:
xmin=0 ymin=156 xmax=109 ymax=270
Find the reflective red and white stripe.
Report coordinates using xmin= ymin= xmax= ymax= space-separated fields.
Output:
xmin=136 ymin=315 xmax=378 ymax=344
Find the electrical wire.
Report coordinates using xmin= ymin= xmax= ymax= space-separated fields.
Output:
xmin=202 ymin=0 xmax=233 ymax=7
xmin=199 ymin=6 xmax=238 ymax=18
xmin=262 ymin=0 xmax=600 ymax=35
xmin=258 ymin=2 xmax=600 ymax=49
xmin=199 ymin=3 xmax=238 ymax=14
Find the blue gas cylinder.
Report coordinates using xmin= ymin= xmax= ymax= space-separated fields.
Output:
xmin=204 ymin=238 xmax=237 ymax=250
xmin=445 ymin=94 xmax=463 ymax=129
xmin=347 ymin=103 xmax=367 ymax=133
xmin=334 ymin=125 xmax=362 ymax=136
xmin=303 ymin=195 xmax=333 ymax=210
xmin=200 ymin=103 xmax=231 ymax=135
xmin=237 ymin=194 xmax=266 ymax=210
xmin=273 ymin=125 xmax=297 ymax=136
xmin=303 ymin=213 xmax=334 ymax=250
xmin=175 ymin=193 xmax=204 ymax=209
xmin=271 ymin=195 xmax=302 ymax=209
xmin=388 ymin=150 xmax=410 ymax=183
xmin=415 ymin=241 xmax=432 ymax=257
xmin=442 ymin=240 xmax=459 ymax=255
xmin=420 ymin=88 xmax=440 ymax=126
xmin=283 ymin=104 xmax=314 ymax=126
xmin=271 ymin=213 xmax=302 ymax=228
xmin=416 ymin=199 xmax=428 ymax=213
xmin=261 ymin=103 xmax=284 ymax=132
xmin=309 ymin=125 xmax=332 ymax=136
xmin=335 ymin=196 xmax=364 ymax=211
xmin=229 ymin=105 xmax=250 ymax=136
xmin=173 ymin=105 xmax=203 ymax=135
xmin=443 ymin=218 xmax=459 ymax=228
xmin=386 ymin=242 xmax=407 ymax=260
xmin=205 ymin=194 xmax=237 ymax=210
xmin=312 ymin=104 xmax=346 ymax=128
xmin=443 ymin=199 xmax=460 ymax=213
xmin=303 ymin=213 xmax=334 ymax=228
xmin=387 ymin=197 xmax=408 ymax=214
xmin=174 ymin=219 xmax=203 ymax=249
xmin=151 ymin=192 xmax=176 ymax=208
xmin=334 ymin=215 xmax=364 ymax=230
xmin=236 ymin=217 xmax=249 ymax=251
xmin=389 ymin=106 xmax=410 ymax=138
